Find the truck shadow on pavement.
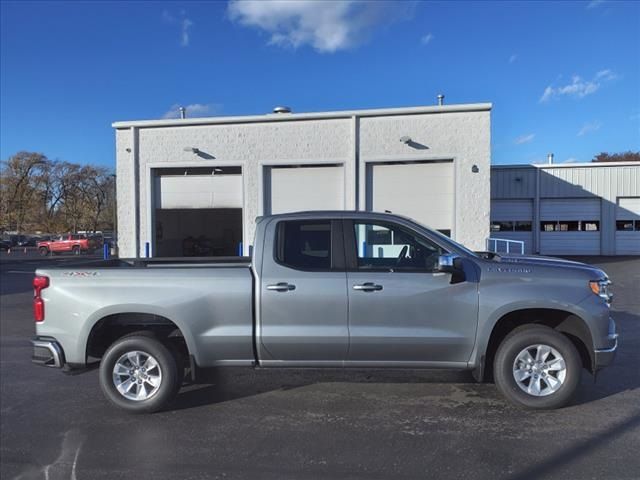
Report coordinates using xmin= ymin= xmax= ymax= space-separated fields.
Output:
xmin=171 ymin=368 xmax=478 ymax=411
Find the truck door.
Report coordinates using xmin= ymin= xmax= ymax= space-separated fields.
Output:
xmin=52 ymin=236 xmax=66 ymax=252
xmin=344 ymin=219 xmax=478 ymax=364
xmin=258 ymin=219 xmax=348 ymax=364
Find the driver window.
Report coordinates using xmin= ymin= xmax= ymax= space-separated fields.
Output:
xmin=353 ymin=222 xmax=444 ymax=272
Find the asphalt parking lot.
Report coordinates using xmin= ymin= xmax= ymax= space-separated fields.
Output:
xmin=1 ymin=254 xmax=639 ymax=480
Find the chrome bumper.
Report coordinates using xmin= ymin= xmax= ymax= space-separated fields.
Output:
xmin=32 ymin=338 xmax=65 ymax=368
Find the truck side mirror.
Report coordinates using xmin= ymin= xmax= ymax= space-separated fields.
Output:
xmin=437 ymin=253 xmax=466 ymax=283
xmin=437 ymin=253 xmax=460 ymax=273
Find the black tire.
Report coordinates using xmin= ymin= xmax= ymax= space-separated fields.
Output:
xmin=38 ymin=247 xmax=49 ymax=257
xmin=72 ymin=245 xmax=81 ymax=255
xmin=494 ymin=325 xmax=581 ymax=410
xmin=99 ymin=333 xmax=181 ymax=413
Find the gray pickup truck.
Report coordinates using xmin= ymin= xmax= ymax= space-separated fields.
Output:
xmin=32 ymin=211 xmax=618 ymax=412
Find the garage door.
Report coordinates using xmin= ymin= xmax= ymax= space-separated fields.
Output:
xmin=540 ymin=198 xmax=601 ymax=255
xmin=268 ymin=165 xmax=344 ymax=214
xmin=368 ymin=161 xmax=453 ymax=234
xmin=153 ymin=168 xmax=244 ymax=257
xmin=490 ymin=200 xmax=533 ymax=254
xmin=616 ymin=197 xmax=640 ymax=255
xmin=155 ymin=173 xmax=242 ymax=209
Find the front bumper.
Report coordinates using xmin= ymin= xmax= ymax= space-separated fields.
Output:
xmin=32 ymin=337 xmax=65 ymax=368
xmin=593 ymin=318 xmax=618 ymax=369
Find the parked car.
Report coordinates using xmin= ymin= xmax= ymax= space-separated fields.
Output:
xmin=37 ymin=234 xmax=93 ymax=256
xmin=0 ymin=240 xmax=10 ymax=251
xmin=9 ymin=234 xmax=30 ymax=247
xmin=23 ymin=236 xmax=38 ymax=247
xmin=31 ymin=211 xmax=617 ymax=413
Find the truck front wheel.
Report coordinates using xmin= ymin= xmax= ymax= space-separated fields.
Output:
xmin=99 ymin=334 xmax=181 ymax=413
xmin=493 ymin=325 xmax=581 ymax=410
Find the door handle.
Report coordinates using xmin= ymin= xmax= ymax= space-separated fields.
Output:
xmin=266 ymin=282 xmax=296 ymax=292
xmin=353 ymin=282 xmax=383 ymax=292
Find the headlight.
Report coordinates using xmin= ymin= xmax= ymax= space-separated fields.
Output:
xmin=589 ymin=279 xmax=612 ymax=304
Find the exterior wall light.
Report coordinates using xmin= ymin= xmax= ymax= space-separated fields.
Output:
xmin=183 ymin=147 xmax=200 ymax=154
xmin=399 ymin=136 xmax=412 ymax=144
xmin=471 ymin=165 xmax=479 ymax=173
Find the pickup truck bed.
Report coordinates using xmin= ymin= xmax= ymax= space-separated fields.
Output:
xmin=36 ymin=257 xmax=256 ymax=370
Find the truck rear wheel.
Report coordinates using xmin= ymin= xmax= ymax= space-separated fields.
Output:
xmin=72 ymin=245 xmax=81 ymax=255
xmin=38 ymin=247 xmax=49 ymax=256
xmin=99 ymin=333 xmax=181 ymax=413
xmin=493 ymin=325 xmax=581 ymax=410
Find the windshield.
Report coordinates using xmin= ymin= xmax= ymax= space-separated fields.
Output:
xmin=401 ymin=216 xmax=479 ymax=258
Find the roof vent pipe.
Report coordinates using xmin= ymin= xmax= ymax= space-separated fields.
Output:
xmin=273 ymin=106 xmax=292 ymax=114
xmin=437 ymin=94 xmax=444 ymax=106
xmin=548 ymin=153 xmax=554 ymax=164
xmin=179 ymin=106 xmax=186 ymax=119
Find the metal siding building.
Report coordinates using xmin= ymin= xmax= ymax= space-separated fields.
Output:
xmin=491 ymin=163 xmax=640 ymax=255
xmin=113 ymin=103 xmax=492 ymax=258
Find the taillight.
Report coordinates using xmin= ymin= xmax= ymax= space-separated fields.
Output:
xmin=33 ymin=275 xmax=49 ymax=322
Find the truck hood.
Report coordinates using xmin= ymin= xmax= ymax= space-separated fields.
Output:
xmin=496 ymin=254 xmax=607 ymax=278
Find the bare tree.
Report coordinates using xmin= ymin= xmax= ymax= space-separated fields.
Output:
xmin=0 ymin=152 xmax=47 ymax=232
xmin=0 ymin=151 xmax=115 ymax=235
xmin=592 ymin=151 xmax=640 ymax=163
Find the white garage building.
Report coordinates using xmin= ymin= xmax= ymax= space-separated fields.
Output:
xmin=113 ymin=103 xmax=492 ymax=258
xmin=491 ymin=162 xmax=640 ymax=256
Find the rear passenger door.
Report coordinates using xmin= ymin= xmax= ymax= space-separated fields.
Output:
xmin=258 ymin=219 xmax=349 ymax=364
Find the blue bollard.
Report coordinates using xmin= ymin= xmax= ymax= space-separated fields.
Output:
xmin=103 ymin=243 xmax=109 ymax=260
xmin=145 ymin=242 xmax=150 ymax=258
xmin=237 ymin=242 xmax=243 ymax=256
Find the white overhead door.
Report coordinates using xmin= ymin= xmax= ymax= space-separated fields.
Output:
xmin=616 ymin=197 xmax=640 ymax=255
xmin=268 ymin=165 xmax=345 ymax=214
xmin=540 ymin=198 xmax=601 ymax=255
xmin=153 ymin=171 xmax=244 ymax=257
xmin=155 ymin=174 xmax=243 ymax=209
xmin=369 ymin=161 xmax=454 ymax=233
xmin=490 ymin=199 xmax=533 ymax=254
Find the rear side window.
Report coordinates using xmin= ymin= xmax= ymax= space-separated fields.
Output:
xmin=276 ymin=221 xmax=332 ymax=270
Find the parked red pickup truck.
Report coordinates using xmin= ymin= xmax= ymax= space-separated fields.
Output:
xmin=37 ymin=234 xmax=93 ymax=256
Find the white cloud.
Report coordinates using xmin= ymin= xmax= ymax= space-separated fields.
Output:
xmin=181 ymin=18 xmax=194 ymax=46
xmin=227 ymin=0 xmax=416 ymax=53
xmin=162 ymin=103 xmax=221 ymax=119
xmin=514 ymin=133 xmax=535 ymax=145
xmin=577 ymin=121 xmax=602 ymax=136
xmin=587 ymin=0 xmax=604 ymax=9
xmin=539 ymin=70 xmax=617 ymax=102
xmin=595 ymin=69 xmax=617 ymax=81
xmin=421 ymin=33 xmax=434 ymax=45
xmin=509 ymin=54 xmax=518 ymax=64
xmin=163 ymin=9 xmax=194 ymax=47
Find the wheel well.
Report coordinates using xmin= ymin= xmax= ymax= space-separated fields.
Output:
xmin=483 ymin=309 xmax=594 ymax=381
xmin=86 ymin=313 xmax=189 ymax=365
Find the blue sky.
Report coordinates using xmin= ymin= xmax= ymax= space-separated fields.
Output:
xmin=1 ymin=0 xmax=639 ymax=168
